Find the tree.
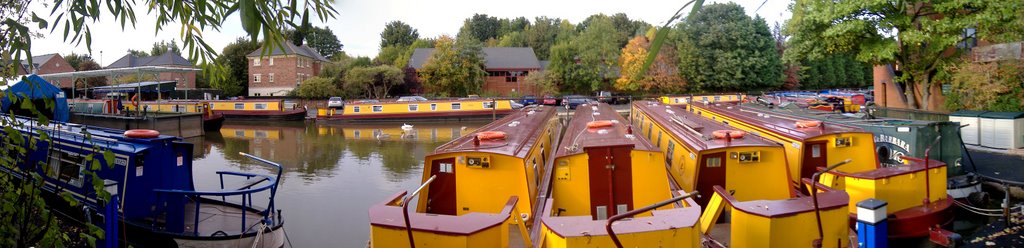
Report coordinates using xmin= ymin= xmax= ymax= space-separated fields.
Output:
xmin=344 ymin=65 xmax=404 ymax=99
xmin=150 ymin=40 xmax=181 ymax=56
xmin=64 ymin=53 xmax=86 ymax=70
xmin=497 ymin=31 xmax=527 ymax=47
xmin=676 ymin=3 xmax=782 ymax=92
xmin=213 ymin=38 xmax=260 ymax=96
xmin=785 ymin=0 xmax=1024 ymax=110
xmin=418 ymin=36 xmax=485 ymax=97
xmin=127 ymin=49 xmax=150 ymax=57
xmin=523 ymin=17 xmax=560 ymax=60
xmin=458 ymin=14 xmax=501 ymax=42
xmin=394 ymin=38 xmax=434 ymax=68
xmin=615 ymin=35 xmax=683 ymax=93
xmin=303 ymin=26 xmax=343 ymax=59
xmin=76 ymin=59 xmax=107 ymax=88
xmin=293 ymin=76 xmax=340 ymax=98
xmin=380 ymin=21 xmax=419 ymax=48
xmin=569 ymin=14 xmax=622 ymax=92
xmin=375 ymin=45 xmax=404 ymax=65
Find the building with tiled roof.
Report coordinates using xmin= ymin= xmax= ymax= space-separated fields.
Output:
xmin=15 ymin=53 xmax=76 ymax=86
xmin=408 ymin=47 xmax=542 ymax=96
xmin=106 ymin=52 xmax=197 ymax=88
xmin=246 ymin=42 xmax=330 ymax=96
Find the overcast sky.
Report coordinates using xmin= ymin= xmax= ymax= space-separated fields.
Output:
xmin=30 ymin=0 xmax=790 ymax=65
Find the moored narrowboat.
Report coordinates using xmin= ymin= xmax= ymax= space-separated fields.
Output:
xmin=688 ymin=102 xmax=878 ymax=186
xmin=123 ymin=100 xmax=226 ymax=131
xmin=0 ymin=115 xmax=286 ymax=247
xmin=630 ymin=101 xmax=794 ymax=207
xmin=207 ymin=99 xmax=307 ymax=121
xmin=660 ymin=93 xmax=747 ymax=105
xmin=324 ymin=123 xmax=482 ymax=142
xmin=537 ymin=103 xmax=703 ymax=247
xmin=318 ymin=98 xmax=519 ymax=121
xmin=368 ymin=105 xmax=559 ymax=247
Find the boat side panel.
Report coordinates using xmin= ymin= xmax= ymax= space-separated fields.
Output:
xmin=629 ymin=150 xmax=674 ymax=214
xmin=842 ymin=165 xmax=948 ymax=214
xmin=420 ymin=153 xmax=530 ymax=217
xmin=550 ymin=153 xmax=593 ymax=217
xmin=341 ymin=100 xmax=513 ymax=116
xmin=807 ymin=132 xmax=879 ymax=177
xmin=730 ymin=204 xmax=850 ymax=247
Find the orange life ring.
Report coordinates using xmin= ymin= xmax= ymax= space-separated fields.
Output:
xmin=795 ymin=120 xmax=822 ymax=128
xmin=124 ymin=129 xmax=160 ymax=139
xmin=476 ymin=131 xmax=507 ymax=140
xmin=712 ymin=130 xmax=746 ymax=139
xmin=586 ymin=120 xmax=614 ymax=128
xmin=131 ymin=95 xmax=139 ymax=107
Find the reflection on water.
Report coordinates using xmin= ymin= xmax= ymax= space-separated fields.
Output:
xmin=191 ymin=120 xmax=487 ymax=247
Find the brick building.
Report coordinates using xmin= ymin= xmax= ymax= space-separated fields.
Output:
xmin=17 ymin=53 xmax=76 ymax=87
xmin=409 ymin=47 xmax=542 ymax=96
xmin=106 ymin=52 xmax=196 ymax=88
xmin=246 ymin=43 xmax=329 ymax=96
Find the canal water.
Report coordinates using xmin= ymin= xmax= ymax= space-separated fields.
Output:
xmin=185 ymin=120 xmax=489 ymax=247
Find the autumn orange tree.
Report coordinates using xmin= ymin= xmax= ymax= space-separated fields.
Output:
xmin=615 ymin=34 xmax=684 ymax=93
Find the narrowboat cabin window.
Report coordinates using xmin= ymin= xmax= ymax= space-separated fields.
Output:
xmin=715 ymin=96 xmax=721 ymax=101
xmin=353 ymin=106 xmax=360 ymax=113
xmin=483 ymin=101 xmax=494 ymax=109
xmin=430 ymin=103 xmax=437 ymax=111
xmin=255 ymin=131 xmax=268 ymax=138
xmin=235 ymin=130 xmax=245 ymax=137
xmin=354 ymin=130 xmax=361 ymax=138
xmin=706 ymin=156 xmax=722 ymax=168
xmin=657 ymin=131 xmax=662 ymax=146
xmin=451 ymin=103 xmax=462 ymax=110
xmin=372 ymin=105 xmax=383 ymax=112
xmin=255 ymin=103 xmax=267 ymax=110
xmin=48 ymin=150 xmax=85 ymax=187
xmin=812 ymin=144 xmax=822 ymax=158
xmin=666 ymin=141 xmax=675 ymax=164
xmin=409 ymin=104 xmax=419 ymax=111
xmin=234 ymin=103 xmax=245 ymax=110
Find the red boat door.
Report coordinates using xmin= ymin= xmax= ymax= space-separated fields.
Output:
xmin=426 ymin=158 xmax=457 ymax=215
xmin=695 ymin=152 xmax=727 ymax=206
xmin=802 ymin=141 xmax=828 ymax=180
xmin=586 ymin=145 xmax=634 ymax=220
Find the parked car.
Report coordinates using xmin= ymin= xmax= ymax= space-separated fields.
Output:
xmin=520 ymin=95 xmax=538 ymax=105
xmin=596 ymin=91 xmax=629 ymax=104
xmin=542 ymin=95 xmax=559 ymax=105
xmin=562 ymin=95 xmax=593 ymax=109
xmin=327 ymin=97 xmax=344 ymax=108
xmin=397 ymin=96 xmax=428 ymax=102
xmin=510 ymin=101 xmax=525 ymax=109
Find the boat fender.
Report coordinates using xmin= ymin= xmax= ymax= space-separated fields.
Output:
xmin=586 ymin=120 xmax=614 ymax=128
xmin=124 ymin=129 xmax=161 ymax=139
xmin=712 ymin=130 xmax=746 ymax=139
xmin=795 ymin=120 xmax=822 ymax=128
xmin=476 ymin=131 xmax=507 ymax=141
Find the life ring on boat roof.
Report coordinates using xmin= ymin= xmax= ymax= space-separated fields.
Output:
xmin=712 ymin=130 xmax=746 ymax=139
xmin=124 ymin=129 xmax=160 ymax=139
xmin=130 ymin=94 xmax=139 ymax=107
xmin=795 ymin=120 xmax=822 ymax=128
xmin=476 ymin=131 xmax=507 ymax=141
xmin=586 ymin=120 xmax=614 ymax=128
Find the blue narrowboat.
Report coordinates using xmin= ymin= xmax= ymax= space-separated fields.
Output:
xmin=0 ymin=114 xmax=286 ymax=247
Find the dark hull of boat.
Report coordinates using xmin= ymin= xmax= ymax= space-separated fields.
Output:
xmin=216 ymin=109 xmax=307 ymax=121
xmin=849 ymin=197 xmax=955 ymax=239
xmin=203 ymin=113 xmax=225 ymax=131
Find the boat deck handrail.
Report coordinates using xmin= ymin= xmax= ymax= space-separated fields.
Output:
xmin=539 ymin=194 xmax=702 ymax=238
xmin=823 ymin=158 xmax=945 ymax=180
xmin=712 ymin=185 xmax=848 ymax=218
xmin=367 ymin=191 xmax=518 ymax=235
xmin=151 ymin=152 xmax=283 ymax=237
xmin=607 ymin=191 xmax=699 ymax=248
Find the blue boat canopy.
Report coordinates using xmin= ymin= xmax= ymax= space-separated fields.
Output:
xmin=2 ymin=74 xmax=69 ymax=122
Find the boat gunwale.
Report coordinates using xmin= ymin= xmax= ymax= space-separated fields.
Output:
xmin=555 ymin=103 xmax=659 ymax=158
xmin=692 ymin=103 xmax=872 ymax=142
xmin=632 ymin=101 xmax=783 ymax=152
xmin=430 ymin=106 xmax=556 ymax=158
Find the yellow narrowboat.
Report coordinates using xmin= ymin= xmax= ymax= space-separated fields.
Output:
xmin=124 ymin=100 xmax=225 ymax=131
xmin=692 ymin=102 xmax=953 ymax=238
xmin=660 ymin=94 xmax=747 ymax=105
xmin=317 ymin=98 xmax=519 ymax=121
xmin=630 ymin=101 xmax=793 ymax=206
xmin=687 ymin=102 xmax=878 ymax=186
xmin=537 ymin=103 xmax=703 ymax=248
xmin=368 ymin=105 xmax=559 ymax=248
xmin=206 ymin=99 xmax=307 ymax=121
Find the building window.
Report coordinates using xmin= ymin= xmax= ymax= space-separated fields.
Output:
xmin=255 ymin=103 xmax=267 ymax=110
xmin=451 ymin=103 xmax=461 ymax=110
xmin=269 ymin=73 xmax=275 ymax=83
xmin=372 ymin=105 xmax=383 ymax=112
xmin=409 ymin=104 xmax=418 ymax=111
xmin=234 ymin=103 xmax=245 ymax=110
xmin=254 ymin=58 xmax=261 ymax=66
xmin=430 ymin=103 xmax=437 ymax=111
xmin=353 ymin=106 xmax=360 ymax=113
xmin=269 ymin=58 xmax=274 ymax=66
xmin=254 ymin=74 xmax=261 ymax=83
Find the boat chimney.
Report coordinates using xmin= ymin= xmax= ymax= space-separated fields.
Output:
xmin=626 ymin=125 xmax=633 ymax=134
xmin=473 ymin=135 xmax=480 ymax=147
xmin=725 ymin=131 xmax=732 ymax=143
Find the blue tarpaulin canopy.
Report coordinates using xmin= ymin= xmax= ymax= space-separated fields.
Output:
xmin=2 ymin=74 xmax=69 ymax=122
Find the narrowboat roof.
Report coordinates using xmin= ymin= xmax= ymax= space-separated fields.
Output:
xmin=3 ymin=115 xmax=179 ymax=154
xmin=345 ymin=98 xmax=510 ymax=105
xmin=555 ymin=103 xmax=659 ymax=158
xmin=431 ymin=106 xmax=555 ymax=158
xmin=743 ymin=102 xmax=949 ymax=127
xmin=694 ymin=103 xmax=866 ymax=141
xmin=633 ymin=101 xmax=781 ymax=150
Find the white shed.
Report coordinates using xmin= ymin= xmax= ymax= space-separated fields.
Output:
xmin=950 ymin=110 xmax=987 ymax=145
xmin=978 ymin=112 xmax=1024 ymax=149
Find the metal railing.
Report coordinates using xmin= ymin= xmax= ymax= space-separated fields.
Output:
xmin=401 ymin=175 xmax=436 ymax=248
xmin=606 ymin=191 xmax=699 ymax=248
xmin=152 ymin=152 xmax=283 ymax=236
